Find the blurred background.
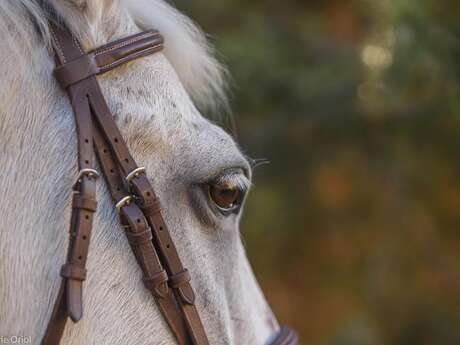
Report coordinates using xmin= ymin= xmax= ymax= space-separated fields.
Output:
xmin=174 ymin=1 xmax=460 ymax=344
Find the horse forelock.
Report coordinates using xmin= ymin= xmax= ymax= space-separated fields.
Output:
xmin=0 ymin=0 xmax=228 ymax=115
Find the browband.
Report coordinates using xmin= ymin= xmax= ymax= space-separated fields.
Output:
xmin=53 ymin=30 xmax=164 ymax=88
xmin=41 ymin=22 xmax=298 ymax=345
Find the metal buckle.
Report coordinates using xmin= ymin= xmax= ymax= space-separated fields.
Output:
xmin=115 ymin=195 xmax=135 ymax=213
xmin=76 ymin=168 xmax=100 ymax=182
xmin=73 ymin=169 xmax=100 ymax=190
xmin=126 ymin=167 xmax=146 ymax=183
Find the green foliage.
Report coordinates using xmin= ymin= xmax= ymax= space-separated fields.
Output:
xmin=175 ymin=1 xmax=460 ymax=344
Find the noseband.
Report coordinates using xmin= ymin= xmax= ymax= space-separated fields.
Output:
xmin=41 ymin=22 xmax=298 ymax=345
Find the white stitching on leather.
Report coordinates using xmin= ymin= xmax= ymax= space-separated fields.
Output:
xmin=72 ymin=35 xmax=84 ymax=54
xmin=49 ymin=26 xmax=66 ymax=63
xmin=99 ymin=45 xmax=163 ymax=71
xmin=94 ymin=31 xmax=159 ymax=57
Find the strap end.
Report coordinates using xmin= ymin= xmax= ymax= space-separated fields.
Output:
xmin=60 ymin=265 xmax=86 ymax=322
xmin=66 ymin=279 xmax=84 ymax=322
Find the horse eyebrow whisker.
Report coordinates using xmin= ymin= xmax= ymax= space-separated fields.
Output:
xmin=249 ymin=158 xmax=271 ymax=170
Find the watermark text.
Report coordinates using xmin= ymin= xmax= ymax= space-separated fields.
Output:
xmin=0 ymin=336 xmax=32 ymax=344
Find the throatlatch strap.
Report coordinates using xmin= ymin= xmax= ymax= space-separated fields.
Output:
xmin=42 ymin=22 xmax=208 ymax=345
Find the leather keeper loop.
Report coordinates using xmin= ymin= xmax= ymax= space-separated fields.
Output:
xmin=140 ymin=198 xmax=162 ymax=216
xmin=60 ymin=264 xmax=87 ymax=281
xmin=143 ymin=270 xmax=169 ymax=298
xmin=125 ymin=229 xmax=153 ymax=246
xmin=72 ymin=194 xmax=98 ymax=212
xmin=54 ymin=54 xmax=99 ymax=88
xmin=169 ymin=269 xmax=191 ymax=289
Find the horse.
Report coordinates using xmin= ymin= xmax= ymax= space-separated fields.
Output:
xmin=0 ymin=1 xmax=282 ymax=344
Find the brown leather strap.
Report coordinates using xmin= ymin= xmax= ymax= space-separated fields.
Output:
xmin=72 ymin=194 xmax=97 ymax=212
xmin=42 ymin=20 xmax=298 ymax=345
xmin=41 ymin=282 xmax=67 ymax=345
xmin=169 ymin=269 xmax=191 ymax=289
xmin=54 ymin=30 xmax=163 ymax=88
xmin=92 ymin=123 xmax=192 ymax=345
xmin=87 ymin=77 xmax=210 ymax=344
xmin=128 ymin=175 xmax=213 ymax=344
xmin=87 ymin=38 xmax=208 ymax=345
xmin=42 ymin=23 xmax=206 ymax=345
xmin=87 ymin=85 xmax=210 ymax=342
xmin=42 ymin=24 xmax=100 ymax=345
xmin=60 ymin=264 xmax=87 ymax=281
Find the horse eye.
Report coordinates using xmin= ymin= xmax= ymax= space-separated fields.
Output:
xmin=208 ymin=182 xmax=242 ymax=212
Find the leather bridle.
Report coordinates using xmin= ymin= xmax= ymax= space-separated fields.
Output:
xmin=40 ymin=22 xmax=299 ymax=345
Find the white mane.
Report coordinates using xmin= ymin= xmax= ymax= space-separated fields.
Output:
xmin=0 ymin=0 xmax=228 ymax=113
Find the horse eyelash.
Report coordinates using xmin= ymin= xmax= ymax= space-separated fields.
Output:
xmin=215 ymin=172 xmax=252 ymax=194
